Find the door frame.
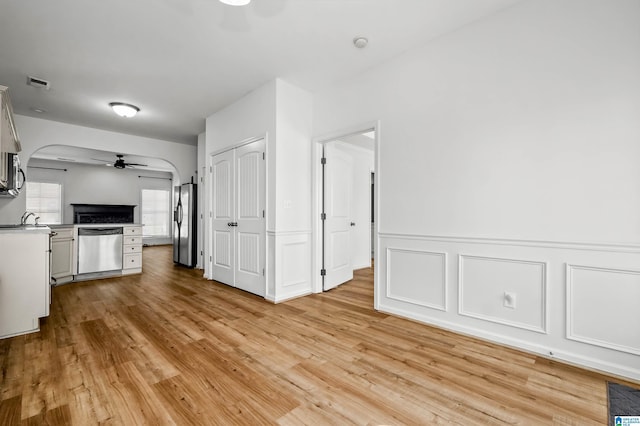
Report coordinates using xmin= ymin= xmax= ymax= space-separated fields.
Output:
xmin=311 ymin=121 xmax=380 ymax=303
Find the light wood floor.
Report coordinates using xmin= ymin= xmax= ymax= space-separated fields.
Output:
xmin=1 ymin=246 xmax=637 ymax=425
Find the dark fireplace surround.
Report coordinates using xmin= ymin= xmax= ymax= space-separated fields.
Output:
xmin=72 ymin=204 xmax=135 ymax=224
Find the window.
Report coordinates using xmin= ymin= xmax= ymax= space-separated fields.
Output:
xmin=141 ymin=189 xmax=171 ymax=238
xmin=25 ymin=182 xmax=62 ymax=224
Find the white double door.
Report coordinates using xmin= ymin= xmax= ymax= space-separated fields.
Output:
xmin=211 ymin=139 xmax=266 ymax=297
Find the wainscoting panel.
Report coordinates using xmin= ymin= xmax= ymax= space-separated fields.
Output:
xmin=567 ymin=264 xmax=640 ymax=355
xmin=386 ymin=248 xmax=447 ymax=311
xmin=282 ymin=240 xmax=310 ymax=288
xmin=272 ymin=231 xmax=312 ymax=303
xmin=376 ymin=232 xmax=640 ymax=381
xmin=459 ymin=255 xmax=547 ymax=333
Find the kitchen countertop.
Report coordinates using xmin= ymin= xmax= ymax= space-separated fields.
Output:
xmin=0 ymin=223 xmax=142 ymax=234
xmin=0 ymin=225 xmax=52 ymax=234
xmin=73 ymin=223 xmax=142 ymax=228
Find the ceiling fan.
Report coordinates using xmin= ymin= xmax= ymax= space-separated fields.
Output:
xmin=91 ymin=154 xmax=148 ymax=169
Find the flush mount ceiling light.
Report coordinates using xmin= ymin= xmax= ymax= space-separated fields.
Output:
xmin=219 ymin=0 xmax=251 ymax=5
xmin=353 ymin=37 xmax=368 ymax=49
xmin=109 ymin=102 xmax=140 ymax=118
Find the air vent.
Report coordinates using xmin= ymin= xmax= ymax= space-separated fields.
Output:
xmin=27 ymin=76 xmax=51 ymax=90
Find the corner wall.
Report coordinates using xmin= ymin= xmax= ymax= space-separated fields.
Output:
xmin=204 ymin=79 xmax=313 ymax=302
xmin=313 ymin=0 xmax=640 ymax=380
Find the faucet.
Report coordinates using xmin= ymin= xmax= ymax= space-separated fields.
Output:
xmin=20 ymin=211 xmax=36 ymax=225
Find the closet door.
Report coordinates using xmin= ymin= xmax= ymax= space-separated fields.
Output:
xmin=234 ymin=139 xmax=266 ymax=296
xmin=211 ymin=149 xmax=235 ymax=286
xmin=210 ymin=139 xmax=266 ymax=297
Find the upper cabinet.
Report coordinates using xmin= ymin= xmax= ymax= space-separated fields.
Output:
xmin=0 ymin=86 xmax=21 ymax=154
xmin=0 ymin=85 xmax=21 ymax=190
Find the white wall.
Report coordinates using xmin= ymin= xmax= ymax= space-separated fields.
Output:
xmin=0 ymin=115 xmax=198 ymax=224
xmin=315 ymin=0 xmax=640 ymax=244
xmin=274 ymin=80 xmax=313 ymax=232
xmin=313 ymin=0 xmax=640 ymax=380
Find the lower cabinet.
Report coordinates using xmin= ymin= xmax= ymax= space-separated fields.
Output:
xmin=0 ymin=230 xmax=50 ymax=339
xmin=50 ymin=227 xmax=74 ymax=284
xmin=122 ymin=225 xmax=143 ymax=274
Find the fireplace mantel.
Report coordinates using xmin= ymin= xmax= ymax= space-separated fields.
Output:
xmin=71 ymin=204 xmax=136 ymax=224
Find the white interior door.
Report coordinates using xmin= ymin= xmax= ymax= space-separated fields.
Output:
xmin=211 ymin=149 xmax=235 ymax=286
xmin=234 ymin=139 xmax=266 ymax=296
xmin=324 ymin=141 xmax=353 ymax=290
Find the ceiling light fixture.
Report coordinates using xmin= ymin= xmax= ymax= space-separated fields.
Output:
xmin=109 ymin=102 xmax=140 ymax=118
xmin=353 ymin=37 xmax=368 ymax=49
xmin=219 ymin=0 xmax=251 ymax=6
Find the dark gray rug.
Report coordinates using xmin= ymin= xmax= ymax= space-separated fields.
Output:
xmin=608 ymin=382 xmax=640 ymax=426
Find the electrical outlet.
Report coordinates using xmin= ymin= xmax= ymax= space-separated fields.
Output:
xmin=503 ymin=291 xmax=516 ymax=309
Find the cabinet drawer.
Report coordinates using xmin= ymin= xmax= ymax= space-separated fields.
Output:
xmin=123 ymin=244 xmax=142 ymax=254
xmin=124 ymin=236 xmax=142 ymax=245
xmin=123 ymin=226 xmax=142 ymax=236
xmin=51 ymin=227 xmax=73 ymax=240
xmin=123 ymin=253 xmax=142 ymax=269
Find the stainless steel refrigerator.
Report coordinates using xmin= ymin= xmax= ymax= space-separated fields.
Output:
xmin=173 ymin=182 xmax=197 ymax=267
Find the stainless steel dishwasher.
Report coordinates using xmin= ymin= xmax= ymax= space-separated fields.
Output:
xmin=77 ymin=227 xmax=123 ymax=274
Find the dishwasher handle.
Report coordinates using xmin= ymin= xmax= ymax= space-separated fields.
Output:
xmin=78 ymin=227 xmax=123 ymax=236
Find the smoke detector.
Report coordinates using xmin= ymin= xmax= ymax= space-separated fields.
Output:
xmin=353 ymin=37 xmax=368 ymax=49
xmin=27 ymin=76 xmax=51 ymax=90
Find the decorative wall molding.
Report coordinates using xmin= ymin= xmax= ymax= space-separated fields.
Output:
xmin=566 ymin=264 xmax=640 ymax=356
xmin=386 ymin=248 xmax=447 ymax=311
xmin=274 ymin=232 xmax=312 ymax=302
xmin=375 ymin=233 xmax=640 ymax=382
xmin=377 ymin=302 xmax=640 ymax=382
xmin=378 ymin=232 xmax=640 ymax=254
xmin=281 ymin=240 xmax=309 ymax=288
xmin=458 ymin=254 xmax=548 ymax=334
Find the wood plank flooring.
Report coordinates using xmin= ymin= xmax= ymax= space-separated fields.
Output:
xmin=1 ymin=245 xmax=638 ymax=425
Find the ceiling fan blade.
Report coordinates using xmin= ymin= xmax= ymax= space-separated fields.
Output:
xmin=124 ymin=162 xmax=148 ymax=167
xmin=90 ymin=157 xmax=112 ymax=162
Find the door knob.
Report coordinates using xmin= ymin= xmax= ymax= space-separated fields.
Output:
xmin=350 ymin=222 xmax=356 ymax=227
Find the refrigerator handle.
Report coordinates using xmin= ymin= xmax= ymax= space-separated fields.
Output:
xmin=175 ymin=200 xmax=183 ymax=225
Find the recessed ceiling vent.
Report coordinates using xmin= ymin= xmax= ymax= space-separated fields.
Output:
xmin=27 ymin=76 xmax=51 ymax=90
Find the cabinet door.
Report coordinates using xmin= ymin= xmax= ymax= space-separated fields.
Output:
xmin=51 ymin=238 xmax=74 ymax=279
xmin=1 ymin=90 xmax=20 ymax=154
xmin=0 ymin=232 xmax=49 ymax=338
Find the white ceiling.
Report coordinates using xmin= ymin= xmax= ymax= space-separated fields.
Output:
xmin=0 ymin=0 xmax=521 ymax=145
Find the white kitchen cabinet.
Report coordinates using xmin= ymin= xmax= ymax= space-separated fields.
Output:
xmin=122 ymin=225 xmax=142 ymax=274
xmin=0 ymin=85 xmax=21 ymax=189
xmin=50 ymin=226 xmax=74 ymax=284
xmin=0 ymin=228 xmax=50 ymax=339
